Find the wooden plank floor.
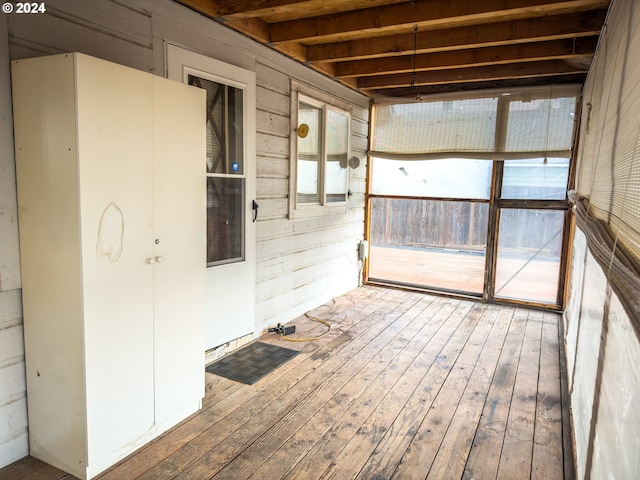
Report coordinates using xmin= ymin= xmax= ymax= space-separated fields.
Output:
xmin=0 ymin=286 xmax=573 ymax=480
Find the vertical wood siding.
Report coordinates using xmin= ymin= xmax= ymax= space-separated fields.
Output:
xmin=0 ymin=0 xmax=369 ymax=467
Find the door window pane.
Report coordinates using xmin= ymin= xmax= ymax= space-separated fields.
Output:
xmin=368 ymin=197 xmax=489 ymax=294
xmin=501 ymin=158 xmax=569 ymax=200
xmin=495 ymin=208 xmax=565 ymax=304
xmin=207 ymin=177 xmax=245 ymax=266
xmin=189 ymin=76 xmax=244 ymax=175
xmin=190 ymin=73 xmax=247 ymax=268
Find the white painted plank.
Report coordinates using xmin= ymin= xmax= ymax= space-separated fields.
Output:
xmin=8 ymin=41 xmax=58 ymax=60
xmin=0 ymin=361 xmax=26 ymax=404
xmin=351 ymin=133 xmax=369 ymax=152
xmin=257 ymin=209 xmax=364 ymax=243
xmin=257 ymin=131 xmax=289 ymax=157
xmin=0 ymin=325 xmax=24 ymax=367
xmin=256 ymin=62 xmax=290 ymax=94
xmin=257 ymin=156 xmax=289 ymax=177
xmin=352 ymin=117 xmax=370 ymax=135
xmin=254 ymin=197 xmax=289 ymax=221
xmin=0 ymin=276 xmax=20 ymax=330
xmin=257 ymin=177 xmax=290 ymax=197
xmin=257 ymin=86 xmax=291 ymax=115
xmin=255 ymin=266 xmax=358 ymax=333
xmin=8 ymin=11 xmax=153 ymax=72
xmin=257 ymin=221 xmax=364 ymax=261
xmin=0 ymin=398 xmax=28 ymax=449
xmin=0 ymin=15 xmax=20 ymax=293
xmin=0 ymin=425 xmax=28 ymax=469
xmin=46 ymin=0 xmax=152 ymax=48
xmin=257 ymin=109 xmax=290 ymax=137
xmin=257 ymin=237 xmax=360 ymax=285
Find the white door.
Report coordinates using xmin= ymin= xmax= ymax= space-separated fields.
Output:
xmin=167 ymin=44 xmax=256 ymax=350
xmin=151 ymin=75 xmax=206 ymax=425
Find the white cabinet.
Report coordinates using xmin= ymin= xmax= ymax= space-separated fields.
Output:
xmin=11 ymin=53 xmax=206 ymax=480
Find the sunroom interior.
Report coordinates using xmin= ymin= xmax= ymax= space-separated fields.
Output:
xmin=1 ymin=0 xmax=639 ymax=479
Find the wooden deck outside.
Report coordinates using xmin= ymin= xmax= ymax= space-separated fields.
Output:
xmin=0 ymin=286 xmax=572 ymax=480
xmin=368 ymin=246 xmax=560 ymax=305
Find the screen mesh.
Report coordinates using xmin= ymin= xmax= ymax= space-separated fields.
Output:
xmin=505 ymin=97 xmax=576 ymax=152
xmin=372 ymin=86 xmax=579 ymax=159
xmin=372 ymin=98 xmax=498 ymax=153
xmin=576 ymin=0 xmax=640 ymax=264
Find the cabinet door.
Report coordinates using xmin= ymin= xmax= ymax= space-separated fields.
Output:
xmin=151 ymin=76 xmax=206 ymax=425
xmin=75 ymin=54 xmax=155 ymax=469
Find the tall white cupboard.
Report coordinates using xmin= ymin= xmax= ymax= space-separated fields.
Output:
xmin=11 ymin=53 xmax=206 ymax=479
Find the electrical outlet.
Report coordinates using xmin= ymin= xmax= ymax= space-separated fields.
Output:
xmin=358 ymin=240 xmax=369 ymax=261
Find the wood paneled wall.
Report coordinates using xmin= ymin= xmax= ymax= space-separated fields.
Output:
xmin=0 ymin=0 xmax=369 ymax=468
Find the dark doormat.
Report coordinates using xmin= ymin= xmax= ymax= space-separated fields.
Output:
xmin=205 ymin=341 xmax=299 ymax=385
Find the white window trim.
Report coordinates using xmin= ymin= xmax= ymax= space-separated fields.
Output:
xmin=289 ymin=81 xmax=352 ymax=219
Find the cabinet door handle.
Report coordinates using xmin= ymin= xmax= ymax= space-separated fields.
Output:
xmin=155 ymin=256 xmax=164 ymax=263
xmin=147 ymin=257 xmax=156 ymax=265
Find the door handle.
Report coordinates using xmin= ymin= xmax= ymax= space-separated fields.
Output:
xmin=252 ymin=200 xmax=259 ymax=222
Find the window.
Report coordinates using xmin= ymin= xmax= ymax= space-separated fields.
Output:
xmin=368 ymin=85 xmax=580 ymax=307
xmin=290 ymin=82 xmax=351 ymax=218
xmin=189 ymin=75 xmax=246 ymax=266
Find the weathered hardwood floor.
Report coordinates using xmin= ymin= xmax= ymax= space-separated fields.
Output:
xmin=0 ymin=286 xmax=573 ymax=480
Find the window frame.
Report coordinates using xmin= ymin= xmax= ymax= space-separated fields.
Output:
xmin=366 ymin=85 xmax=580 ymax=309
xmin=289 ymin=81 xmax=352 ymax=219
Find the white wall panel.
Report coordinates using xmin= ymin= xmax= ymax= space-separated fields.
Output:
xmin=564 ymin=227 xmax=587 ymax=392
xmin=589 ymin=292 xmax=640 ymax=479
xmin=570 ymin=250 xmax=606 ymax=480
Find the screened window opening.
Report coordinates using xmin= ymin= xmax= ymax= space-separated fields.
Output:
xmin=368 ymin=197 xmax=489 ymax=295
xmin=494 ymin=209 xmax=565 ymax=304
xmin=367 ymin=85 xmax=579 ymax=307
xmin=371 ymin=158 xmax=492 ymax=199
xmin=502 ymin=158 xmax=570 ymax=200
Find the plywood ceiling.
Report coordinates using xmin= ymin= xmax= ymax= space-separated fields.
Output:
xmin=175 ymin=0 xmax=610 ymax=99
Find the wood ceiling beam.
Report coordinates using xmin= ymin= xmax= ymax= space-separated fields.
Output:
xmin=213 ymin=0 xmax=405 ymax=20
xmin=335 ymin=36 xmax=598 ymax=78
xmin=374 ymin=74 xmax=587 ymax=98
xmin=177 ymin=0 xmax=312 ymax=62
xmin=307 ymin=9 xmax=606 ymax=63
xmin=358 ymin=60 xmax=588 ymax=89
xmin=176 ymin=0 xmax=273 ymax=42
xmin=269 ymin=0 xmax=609 ymax=44
xmin=176 ymin=0 xmax=223 ymax=19
xmin=214 ymin=0 xmax=312 ymax=17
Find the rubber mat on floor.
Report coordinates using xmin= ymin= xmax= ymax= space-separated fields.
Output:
xmin=205 ymin=341 xmax=299 ymax=384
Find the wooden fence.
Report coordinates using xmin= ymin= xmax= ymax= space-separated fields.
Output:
xmin=370 ymin=197 xmax=564 ymax=257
